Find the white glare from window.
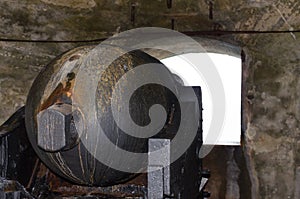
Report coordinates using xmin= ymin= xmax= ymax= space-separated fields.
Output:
xmin=161 ymin=53 xmax=241 ymax=145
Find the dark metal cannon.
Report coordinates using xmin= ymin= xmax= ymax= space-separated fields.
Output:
xmin=0 ymin=44 xmax=207 ymax=198
xmin=25 ymin=45 xmax=180 ymax=186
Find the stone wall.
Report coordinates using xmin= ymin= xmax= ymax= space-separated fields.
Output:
xmin=0 ymin=0 xmax=300 ymax=198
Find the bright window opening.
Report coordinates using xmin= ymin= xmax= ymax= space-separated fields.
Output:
xmin=161 ymin=53 xmax=241 ymax=145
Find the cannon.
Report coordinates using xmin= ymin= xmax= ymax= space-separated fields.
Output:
xmin=25 ymin=44 xmax=183 ymax=186
xmin=0 ymin=44 xmax=207 ymax=198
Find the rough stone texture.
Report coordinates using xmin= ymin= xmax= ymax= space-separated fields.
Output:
xmin=225 ymin=147 xmax=241 ymax=199
xmin=41 ymin=0 xmax=96 ymax=9
xmin=0 ymin=0 xmax=300 ymax=198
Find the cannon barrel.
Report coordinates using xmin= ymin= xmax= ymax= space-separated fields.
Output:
xmin=25 ymin=45 xmax=180 ymax=186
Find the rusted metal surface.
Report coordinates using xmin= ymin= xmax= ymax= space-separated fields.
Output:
xmin=25 ymin=45 xmax=179 ymax=186
xmin=28 ymin=162 xmax=147 ymax=198
xmin=26 ymin=46 xmax=93 ymax=185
